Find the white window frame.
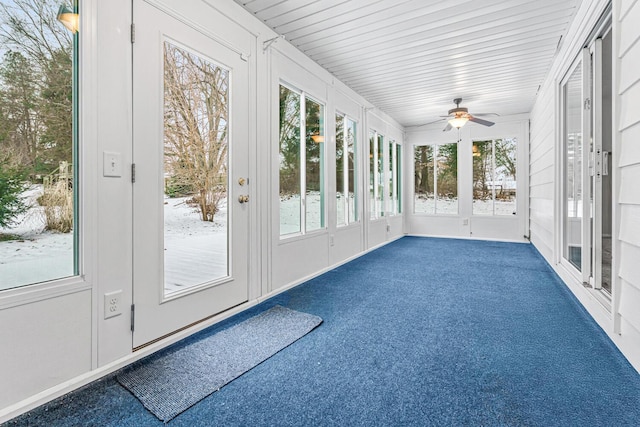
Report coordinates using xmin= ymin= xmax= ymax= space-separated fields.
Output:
xmin=278 ymin=81 xmax=326 ymax=238
xmin=336 ymin=112 xmax=358 ymax=227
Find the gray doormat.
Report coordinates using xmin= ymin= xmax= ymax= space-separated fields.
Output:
xmin=117 ymin=305 xmax=322 ymax=422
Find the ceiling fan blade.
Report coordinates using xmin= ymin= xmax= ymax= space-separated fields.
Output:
xmin=443 ymin=123 xmax=453 ymax=132
xmin=469 ymin=116 xmax=495 ymax=127
xmin=472 ymin=113 xmax=500 ymax=117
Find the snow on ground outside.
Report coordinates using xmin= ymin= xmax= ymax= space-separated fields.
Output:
xmin=0 ymin=188 xmax=229 ymax=293
xmin=1 ymin=189 xmax=517 ymax=292
xmin=414 ymin=196 xmax=517 ymax=216
xmin=0 ymin=185 xmax=73 ymax=291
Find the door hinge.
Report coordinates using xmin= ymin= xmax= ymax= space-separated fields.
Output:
xmin=130 ymin=304 xmax=135 ymax=332
xmin=131 ymin=23 xmax=135 ymax=44
xmin=131 ymin=163 xmax=136 ymax=183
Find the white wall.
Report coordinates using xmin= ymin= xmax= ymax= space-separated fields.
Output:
xmin=529 ymin=0 xmax=640 ymax=371
xmin=614 ymin=0 xmax=640 ymax=368
xmin=405 ymin=115 xmax=529 ymax=242
xmin=0 ymin=0 xmax=405 ymax=420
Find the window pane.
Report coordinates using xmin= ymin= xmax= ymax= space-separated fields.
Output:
xmin=347 ymin=119 xmax=357 ymax=223
xmin=0 ymin=1 xmax=78 ymax=290
xmin=472 ymin=140 xmax=493 ymax=215
xmin=473 ymin=139 xmax=517 ymax=216
xmin=494 ymin=138 xmax=517 ymax=215
xmin=396 ymin=144 xmax=402 ymax=214
xmin=336 ymin=114 xmax=345 ymax=226
xmin=377 ymin=134 xmax=384 ymax=217
xmin=305 ymin=97 xmax=324 ymax=231
xmin=163 ymin=42 xmax=229 ymax=294
xmin=279 ymin=85 xmax=301 ymax=235
xmin=564 ymin=62 xmax=583 ymax=270
xmin=369 ymin=132 xmax=375 ymax=219
xmin=388 ymin=140 xmax=394 ymax=214
xmin=436 ymin=143 xmax=458 ymax=215
xmin=414 ymin=145 xmax=434 ymax=214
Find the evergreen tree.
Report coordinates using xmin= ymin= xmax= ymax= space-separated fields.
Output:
xmin=0 ymin=158 xmax=27 ymax=228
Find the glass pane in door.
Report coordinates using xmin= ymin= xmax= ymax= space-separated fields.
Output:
xmin=563 ymin=62 xmax=583 ymax=271
xmin=163 ymin=42 xmax=229 ymax=295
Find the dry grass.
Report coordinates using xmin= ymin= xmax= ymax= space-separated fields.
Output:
xmin=38 ymin=180 xmax=73 ymax=233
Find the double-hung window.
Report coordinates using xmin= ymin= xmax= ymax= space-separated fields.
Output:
xmin=413 ymin=143 xmax=458 ymax=215
xmin=278 ymin=83 xmax=325 ymax=236
xmin=335 ymin=113 xmax=358 ymax=226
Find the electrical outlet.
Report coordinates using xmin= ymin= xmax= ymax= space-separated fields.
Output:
xmin=104 ymin=290 xmax=123 ymax=319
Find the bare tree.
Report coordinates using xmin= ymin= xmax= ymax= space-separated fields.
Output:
xmin=0 ymin=0 xmax=73 ymax=174
xmin=163 ymin=42 xmax=229 ymax=222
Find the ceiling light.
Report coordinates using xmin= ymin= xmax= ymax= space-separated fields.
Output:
xmin=448 ymin=116 xmax=469 ymax=129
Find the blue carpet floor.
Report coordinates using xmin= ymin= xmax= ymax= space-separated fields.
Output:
xmin=4 ymin=237 xmax=640 ymax=426
xmin=118 ymin=306 xmax=322 ymax=421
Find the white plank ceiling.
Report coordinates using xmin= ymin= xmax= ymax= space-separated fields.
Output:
xmin=235 ymin=0 xmax=580 ymax=128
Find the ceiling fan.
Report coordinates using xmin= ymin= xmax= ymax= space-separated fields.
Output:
xmin=441 ymin=98 xmax=496 ymax=132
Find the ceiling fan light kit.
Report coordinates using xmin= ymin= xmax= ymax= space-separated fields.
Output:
xmin=448 ymin=116 xmax=469 ymax=128
xmin=441 ymin=98 xmax=495 ymax=131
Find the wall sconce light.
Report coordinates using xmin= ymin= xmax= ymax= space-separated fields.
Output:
xmin=448 ymin=116 xmax=469 ymax=129
xmin=57 ymin=5 xmax=79 ymax=34
xmin=310 ymin=132 xmax=324 ymax=143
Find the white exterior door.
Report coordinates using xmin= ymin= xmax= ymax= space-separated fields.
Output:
xmin=132 ymin=0 xmax=249 ymax=348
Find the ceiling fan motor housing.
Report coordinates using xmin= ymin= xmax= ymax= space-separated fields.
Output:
xmin=448 ymin=106 xmax=468 ymax=117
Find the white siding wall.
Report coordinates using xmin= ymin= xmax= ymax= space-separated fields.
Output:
xmin=615 ymin=0 xmax=640 ymax=366
xmin=529 ymin=76 xmax=556 ymax=261
xmin=530 ymin=0 xmax=640 ymax=371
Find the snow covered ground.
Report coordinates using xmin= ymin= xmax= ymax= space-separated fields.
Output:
xmin=163 ymin=196 xmax=227 ymax=295
xmin=0 ymin=185 xmax=74 ymax=291
xmin=0 ymin=187 xmax=229 ymax=293
xmin=2 ymin=188 xmax=517 ymax=292
xmin=279 ymin=192 xmax=323 ymax=235
xmin=414 ymin=196 xmax=516 ymax=216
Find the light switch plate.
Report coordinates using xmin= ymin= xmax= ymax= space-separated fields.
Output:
xmin=103 ymin=151 xmax=122 ymax=177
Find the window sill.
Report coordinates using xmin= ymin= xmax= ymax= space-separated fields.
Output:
xmin=0 ymin=276 xmax=92 ymax=310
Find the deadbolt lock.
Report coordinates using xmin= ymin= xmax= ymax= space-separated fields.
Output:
xmin=238 ymin=177 xmax=246 ymax=186
xmin=238 ymin=195 xmax=249 ymax=203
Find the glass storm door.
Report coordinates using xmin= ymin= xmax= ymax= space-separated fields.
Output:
xmin=590 ymin=31 xmax=613 ymax=295
xmin=561 ymin=29 xmax=612 ymax=296
xmin=132 ymin=0 xmax=249 ymax=348
xmin=561 ymin=54 xmax=588 ymax=278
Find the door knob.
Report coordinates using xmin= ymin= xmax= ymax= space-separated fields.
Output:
xmin=238 ymin=195 xmax=249 ymax=203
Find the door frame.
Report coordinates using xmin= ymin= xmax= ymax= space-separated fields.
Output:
xmin=557 ymin=12 xmax=613 ymax=302
xmin=131 ymin=0 xmax=253 ymax=349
